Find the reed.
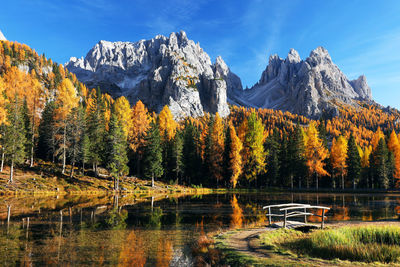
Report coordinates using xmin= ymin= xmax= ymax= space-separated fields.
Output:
xmin=263 ymin=225 xmax=400 ymax=263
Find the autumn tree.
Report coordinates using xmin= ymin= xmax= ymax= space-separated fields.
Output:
xmin=243 ymin=112 xmax=265 ymax=185
xmin=128 ymin=100 xmax=150 ymax=175
xmin=225 ymin=123 xmax=242 ymax=188
xmin=54 ymin=78 xmax=79 ymax=174
xmin=24 ymin=73 xmax=44 ymax=167
xmin=113 ymin=96 xmax=131 ymax=138
xmin=330 ymin=136 xmax=348 ymax=189
xmin=158 ymin=105 xmax=177 ymax=141
xmin=387 ymin=130 xmax=400 ymax=187
xmin=305 ymin=122 xmax=329 ymax=189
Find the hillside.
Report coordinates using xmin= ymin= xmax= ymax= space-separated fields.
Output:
xmin=0 ymin=39 xmax=400 ymax=192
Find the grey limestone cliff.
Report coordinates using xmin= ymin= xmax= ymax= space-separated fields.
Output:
xmin=66 ymin=31 xmax=236 ymax=119
xmin=230 ymin=47 xmax=372 ymax=117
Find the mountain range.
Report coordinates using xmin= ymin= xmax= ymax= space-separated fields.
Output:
xmin=63 ymin=31 xmax=371 ymax=119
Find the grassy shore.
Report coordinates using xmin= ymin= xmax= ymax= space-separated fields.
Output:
xmin=194 ymin=222 xmax=400 ymax=266
xmin=0 ymin=161 xmax=214 ymax=196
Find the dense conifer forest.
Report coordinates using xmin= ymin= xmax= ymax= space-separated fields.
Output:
xmin=1 ymin=40 xmax=400 ymax=190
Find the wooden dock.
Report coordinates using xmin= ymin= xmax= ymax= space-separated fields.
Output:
xmin=263 ymin=203 xmax=330 ymax=229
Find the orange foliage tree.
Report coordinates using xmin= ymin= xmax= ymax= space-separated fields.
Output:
xmin=388 ymin=130 xmax=400 ymax=187
xmin=54 ymin=78 xmax=79 ymax=174
xmin=330 ymin=136 xmax=348 ymax=189
xmin=305 ymin=122 xmax=329 ymax=189
xmin=227 ymin=123 xmax=243 ymax=188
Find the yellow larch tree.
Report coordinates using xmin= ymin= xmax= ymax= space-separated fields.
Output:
xmin=371 ymin=127 xmax=385 ymax=150
xmin=113 ymin=96 xmax=131 ymax=138
xmin=361 ymin=146 xmax=372 ymax=168
xmin=128 ymin=100 xmax=151 ymax=174
xmin=330 ymin=136 xmax=348 ymax=189
xmin=158 ymin=105 xmax=177 ymax=141
xmin=305 ymin=121 xmax=329 ymax=189
xmin=25 ymin=71 xmax=45 ymax=167
xmin=227 ymin=123 xmax=243 ymax=188
xmin=55 ymin=78 xmax=79 ymax=174
xmin=388 ymin=130 xmax=400 ymax=187
xmin=0 ymin=77 xmax=7 ymax=126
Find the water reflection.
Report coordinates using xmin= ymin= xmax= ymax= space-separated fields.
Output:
xmin=0 ymin=192 xmax=400 ymax=266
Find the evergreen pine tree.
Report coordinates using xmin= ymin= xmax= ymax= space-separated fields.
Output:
xmin=67 ymin=104 xmax=85 ymax=178
xmin=171 ymin=131 xmax=184 ymax=184
xmin=182 ymin=122 xmax=201 ymax=185
xmin=21 ymin=99 xmax=33 ymax=163
xmin=106 ymin=112 xmax=129 ymax=190
xmin=86 ymin=88 xmax=106 ymax=176
xmin=346 ymin=134 xmax=361 ymax=189
xmin=4 ymin=96 xmax=27 ymax=182
xmin=37 ymin=101 xmax=57 ymax=162
xmin=289 ymin=124 xmax=307 ymax=189
xmin=371 ymin=138 xmax=390 ymax=189
xmin=143 ymin=122 xmax=163 ymax=187
xmin=223 ymin=125 xmax=233 ymax=187
xmin=265 ymin=130 xmax=280 ymax=187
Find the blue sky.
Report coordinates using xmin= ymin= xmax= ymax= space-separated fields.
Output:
xmin=1 ymin=0 xmax=400 ymax=108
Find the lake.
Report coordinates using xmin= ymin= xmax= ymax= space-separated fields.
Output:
xmin=1 ymin=192 xmax=400 ymax=266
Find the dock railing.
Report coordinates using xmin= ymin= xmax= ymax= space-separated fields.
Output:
xmin=263 ymin=203 xmax=330 ymax=229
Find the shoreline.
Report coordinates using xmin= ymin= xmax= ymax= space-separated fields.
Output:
xmin=204 ymin=220 xmax=400 ymax=266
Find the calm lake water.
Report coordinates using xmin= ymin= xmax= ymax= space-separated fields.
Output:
xmin=1 ymin=192 xmax=400 ymax=266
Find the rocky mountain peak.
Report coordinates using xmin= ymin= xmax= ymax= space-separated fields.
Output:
xmin=229 ymin=46 xmax=373 ymax=118
xmin=286 ymin=48 xmax=301 ymax=63
xmin=66 ymin=31 xmax=233 ymax=119
xmin=0 ymin=30 xmax=6 ymax=41
xmin=350 ymin=74 xmax=372 ymax=100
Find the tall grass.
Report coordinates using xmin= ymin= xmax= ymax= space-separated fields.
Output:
xmin=260 ymin=226 xmax=400 ymax=263
xmin=285 ymin=226 xmax=400 ymax=263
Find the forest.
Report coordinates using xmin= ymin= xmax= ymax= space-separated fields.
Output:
xmin=1 ymin=39 xmax=400 ymax=191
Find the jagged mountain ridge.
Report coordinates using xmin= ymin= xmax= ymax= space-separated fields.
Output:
xmin=231 ymin=47 xmax=372 ymax=117
xmin=66 ymin=31 xmax=241 ymax=119
xmin=66 ymin=31 xmax=373 ymax=119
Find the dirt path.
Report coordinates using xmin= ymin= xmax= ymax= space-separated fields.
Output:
xmin=222 ymin=221 xmax=400 ymax=266
xmin=225 ymin=227 xmax=272 ymax=259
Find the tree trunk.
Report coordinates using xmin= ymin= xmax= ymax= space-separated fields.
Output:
xmin=0 ymin=149 xmax=4 ymax=172
xmin=152 ymin=173 xmax=154 ymax=188
xmin=290 ymin=174 xmax=293 ymax=190
xmin=70 ymin=162 xmax=75 ymax=178
xmin=30 ymin=119 xmax=35 ymax=167
xmin=62 ymin=125 xmax=66 ymax=174
xmin=82 ymin=161 xmax=85 ymax=175
xmin=353 ymin=177 xmax=356 ymax=190
xmin=9 ymin=157 xmax=14 ymax=183
xmin=316 ymin=173 xmax=318 ymax=190
xmin=341 ymin=172 xmax=344 ymax=190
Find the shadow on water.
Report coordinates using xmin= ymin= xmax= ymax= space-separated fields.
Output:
xmin=1 ymin=192 xmax=400 ymax=266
